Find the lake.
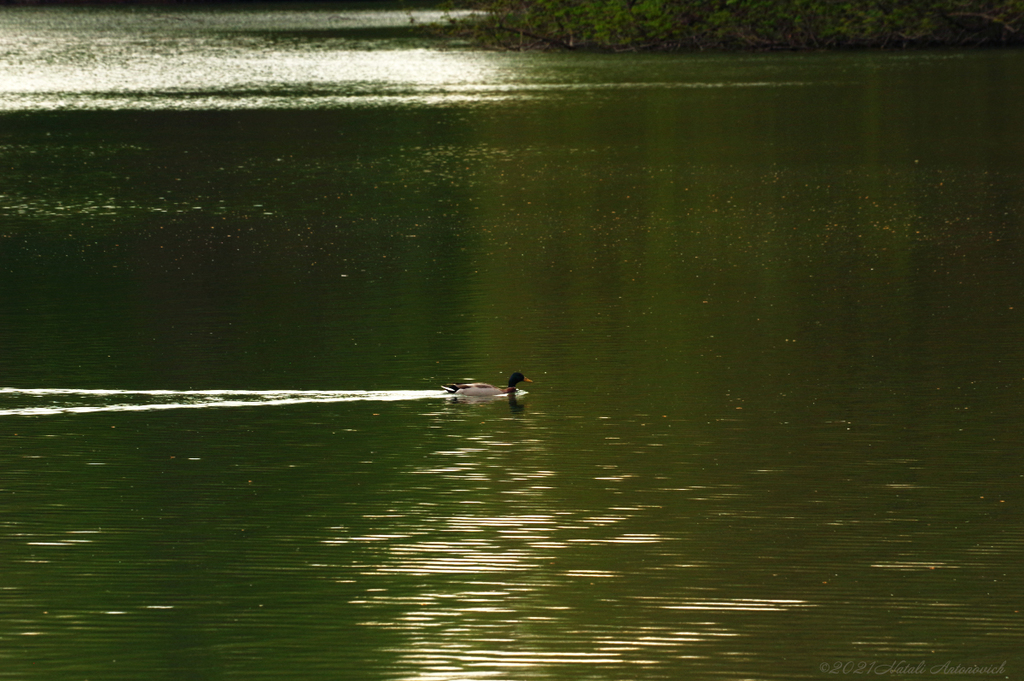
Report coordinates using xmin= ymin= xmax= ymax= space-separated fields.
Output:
xmin=1 ymin=3 xmax=1021 ymax=679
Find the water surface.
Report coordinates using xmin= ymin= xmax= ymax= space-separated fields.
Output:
xmin=1 ymin=5 xmax=1022 ymax=680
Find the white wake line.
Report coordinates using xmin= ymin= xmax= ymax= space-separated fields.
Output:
xmin=0 ymin=388 xmax=446 ymax=417
xmin=0 ymin=388 xmax=444 ymax=397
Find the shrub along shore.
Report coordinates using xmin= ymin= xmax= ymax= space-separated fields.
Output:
xmin=436 ymin=0 xmax=1024 ymax=50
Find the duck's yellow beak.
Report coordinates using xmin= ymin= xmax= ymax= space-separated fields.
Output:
xmin=523 ymin=377 xmax=533 ymax=383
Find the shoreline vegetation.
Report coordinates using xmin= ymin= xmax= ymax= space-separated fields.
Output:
xmin=434 ymin=0 xmax=1024 ymax=50
xmin=2 ymin=0 xmax=1021 ymax=50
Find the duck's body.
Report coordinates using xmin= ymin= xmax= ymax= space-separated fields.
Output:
xmin=442 ymin=372 xmax=532 ymax=396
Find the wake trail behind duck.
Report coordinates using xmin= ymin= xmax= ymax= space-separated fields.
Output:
xmin=0 ymin=388 xmax=444 ymax=417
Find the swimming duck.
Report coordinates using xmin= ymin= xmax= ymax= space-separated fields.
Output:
xmin=442 ymin=372 xmax=532 ymax=396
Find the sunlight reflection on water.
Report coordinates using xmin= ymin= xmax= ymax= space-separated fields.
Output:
xmin=314 ymin=438 xmax=824 ymax=676
xmin=0 ymin=7 xmax=507 ymax=111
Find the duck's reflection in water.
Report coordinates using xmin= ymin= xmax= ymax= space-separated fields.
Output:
xmin=444 ymin=393 xmax=526 ymax=413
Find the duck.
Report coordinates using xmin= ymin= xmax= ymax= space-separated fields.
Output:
xmin=442 ymin=372 xmax=532 ymax=396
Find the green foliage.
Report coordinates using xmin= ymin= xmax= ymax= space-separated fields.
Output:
xmin=436 ymin=0 xmax=1024 ymax=49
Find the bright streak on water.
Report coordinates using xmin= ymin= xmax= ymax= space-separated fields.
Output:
xmin=0 ymin=387 xmax=446 ymax=416
xmin=0 ymin=7 xmax=505 ymax=112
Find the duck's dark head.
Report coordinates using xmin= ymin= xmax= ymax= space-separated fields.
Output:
xmin=507 ymin=372 xmax=532 ymax=387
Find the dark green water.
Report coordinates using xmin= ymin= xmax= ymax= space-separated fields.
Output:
xmin=1 ymin=5 xmax=1022 ymax=680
